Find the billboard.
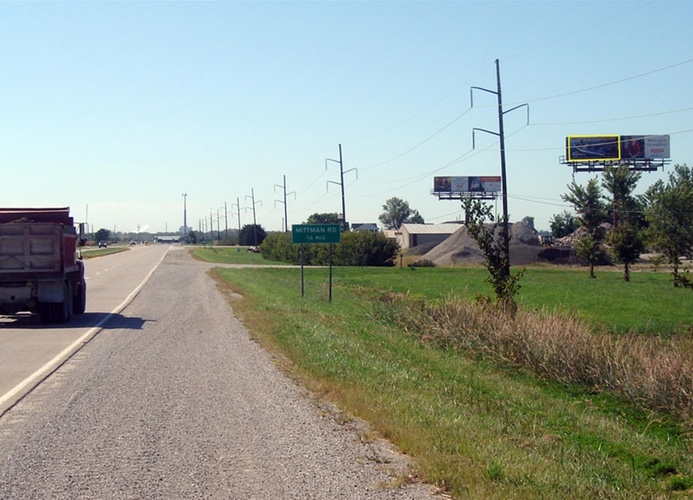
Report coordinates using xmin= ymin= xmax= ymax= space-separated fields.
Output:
xmin=567 ymin=135 xmax=620 ymax=162
xmin=566 ymin=134 xmax=670 ymax=162
xmin=621 ymin=135 xmax=670 ymax=159
xmin=433 ymin=176 xmax=501 ymax=194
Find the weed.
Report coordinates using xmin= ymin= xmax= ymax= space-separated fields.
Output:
xmin=202 ymin=260 xmax=693 ymax=499
xmin=386 ymin=294 xmax=693 ymax=421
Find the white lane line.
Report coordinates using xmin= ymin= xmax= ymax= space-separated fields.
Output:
xmin=0 ymin=247 xmax=170 ymax=417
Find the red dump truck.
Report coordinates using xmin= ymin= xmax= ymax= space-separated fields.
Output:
xmin=0 ymin=207 xmax=87 ymax=324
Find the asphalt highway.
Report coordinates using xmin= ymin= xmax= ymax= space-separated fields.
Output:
xmin=0 ymin=246 xmax=438 ymax=499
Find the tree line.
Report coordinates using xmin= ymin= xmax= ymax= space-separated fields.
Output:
xmin=554 ymin=163 xmax=693 ymax=285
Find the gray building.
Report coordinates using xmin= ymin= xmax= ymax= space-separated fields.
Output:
xmin=394 ymin=223 xmax=463 ymax=249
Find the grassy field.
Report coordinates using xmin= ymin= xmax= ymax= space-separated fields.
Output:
xmin=191 ymin=247 xmax=693 ymax=498
xmin=337 ymin=265 xmax=692 ymax=335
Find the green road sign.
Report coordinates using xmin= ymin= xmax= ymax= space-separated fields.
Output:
xmin=292 ymin=224 xmax=341 ymax=244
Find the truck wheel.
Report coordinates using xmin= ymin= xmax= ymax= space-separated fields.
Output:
xmin=62 ymin=282 xmax=74 ymax=323
xmin=49 ymin=283 xmax=73 ymax=324
xmin=38 ymin=283 xmax=74 ymax=324
xmin=73 ymin=281 xmax=86 ymax=314
xmin=39 ymin=303 xmax=52 ymax=324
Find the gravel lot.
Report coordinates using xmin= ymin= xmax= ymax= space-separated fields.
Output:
xmin=0 ymin=247 xmax=439 ymax=499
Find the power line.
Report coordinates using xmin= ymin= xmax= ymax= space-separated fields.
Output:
xmin=359 ymin=107 xmax=474 ymax=171
xmin=531 ymin=105 xmax=693 ymax=126
xmin=512 ymin=57 xmax=693 ymax=107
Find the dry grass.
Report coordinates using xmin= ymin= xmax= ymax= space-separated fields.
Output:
xmin=389 ymin=294 xmax=693 ymax=422
xmin=210 ymin=266 xmax=693 ymax=497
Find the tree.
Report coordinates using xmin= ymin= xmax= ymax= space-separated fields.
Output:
xmin=549 ymin=210 xmax=580 ymax=238
xmin=306 ymin=213 xmax=339 ymax=224
xmin=239 ymin=224 xmax=266 ymax=246
xmin=461 ymin=198 xmax=523 ymax=315
xmin=601 ymin=165 xmax=644 ymax=279
xmin=607 ymin=221 xmax=644 ymax=282
xmin=378 ymin=197 xmax=425 ymax=230
xmin=562 ymin=178 xmax=607 ymax=278
xmin=94 ymin=228 xmax=111 ymax=243
xmin=601 ymin=165 xmax=642 ymax=227
xmin=643 ymin=164 xmax=693 ymax=285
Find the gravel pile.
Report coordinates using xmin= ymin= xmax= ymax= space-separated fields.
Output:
xmin=420 ymin=220 xmax=546 ymax=266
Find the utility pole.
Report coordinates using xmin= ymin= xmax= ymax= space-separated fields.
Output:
xmin=245 ymin=188 xmax=261 ymax=246
xmin=231 ymin=197 xmax=242 ymax=237
xmin=182 ymin=192 xmax=187 ymax=239
xmin=274 ymin=175 xmax=296 ymax=232
xmin=224 ymin=201 xmax=228 ymax=240
xmin=471 ymin=59 xmax=528 ymax=281
xmin=325 ymin=144 xmax=357 ymax=231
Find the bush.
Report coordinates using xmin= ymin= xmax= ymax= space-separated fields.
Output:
xmin=260 ymin=231 xmax=400 ymax=266
xmin=408 ymin=259 xmax=436 ymax=268
xmin=260 ymin=232 xmax=300 ymax=264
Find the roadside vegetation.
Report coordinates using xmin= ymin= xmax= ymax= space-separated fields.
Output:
xmin=190 ymin=247 xmax=693 ymax=499
xmin=261 ymin=231 xmax=399 ymax=266
xmin=191 ymin=246 xmax=284 ymax=265
xmin=80 ymin=246 xmax=128 ymax=258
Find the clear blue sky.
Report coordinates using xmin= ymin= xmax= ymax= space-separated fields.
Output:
xmin=1 ymin=1 xmax=691 ymax=234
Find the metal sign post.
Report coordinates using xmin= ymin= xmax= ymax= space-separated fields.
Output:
xmin=291 ymin=224 xmax=342 ymax=301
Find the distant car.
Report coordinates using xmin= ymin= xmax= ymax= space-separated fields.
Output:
xmin=98 ymin=241 xmax=107 ymax=248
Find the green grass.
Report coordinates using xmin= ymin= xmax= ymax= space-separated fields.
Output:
xmin=517 ymin=267 xmax=692 ymax=335
xmin=190 ymin=246 xmax=286 ymax=265
xmin=80 ymin=246 xmax=129 ymax=258
xmin=199 ymin=256 xmax=693 ymax=498
xmin=317 ymin=265 xmax=691 ymax=335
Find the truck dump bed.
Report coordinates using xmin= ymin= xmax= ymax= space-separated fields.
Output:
xmin=0 ymin=207 xmax=73 ymax=225
xmin=0 ymin=207 xmax=85 ymax=322
xmin=0 ymin=223 xmax=63 ymax=274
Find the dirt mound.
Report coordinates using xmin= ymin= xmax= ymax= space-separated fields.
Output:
xmin=420 ymin=226 xmax=482 ymax=265
xmin=407 ymin=240 xmax=440 ymax=256
xmin=420 ymin=220 xmax=547 ymax=266
xmin=556 ymin=223 xmax=612 ymax=247
xmin=510 ymin=220 xmax=540 ymax=246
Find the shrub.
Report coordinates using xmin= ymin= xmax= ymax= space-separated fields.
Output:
xmin=379 ymin=293 xmax=693 ymax=420
xmin=260 ymin=232 xmax=300 ymax=264
xmin=408 ymin=259 xmax=436 ymax=268
xmin=260 ymin=231 xmax=399 ymax=266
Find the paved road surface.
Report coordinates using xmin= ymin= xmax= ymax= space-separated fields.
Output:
xmin=0 ymin=243 xmax=170 ymax=414
xmin=0 ymin=247 xmax=438 ymax=499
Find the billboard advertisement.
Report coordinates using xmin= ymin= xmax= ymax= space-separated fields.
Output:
xmin=567 ymin=134 xmax=670 ymax=162
xmin=621 ymin=135 xmax=670 ymax=159
xmin=433 ymin=176 xmax=502 ymax=194
xmin=566 ymin=135 xmax=620 ymax=162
